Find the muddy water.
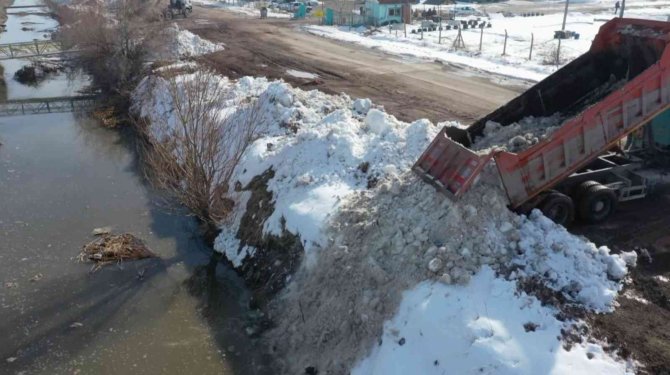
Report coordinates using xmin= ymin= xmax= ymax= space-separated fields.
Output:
xmin=0 ymin=2 xmax=267 ymax=374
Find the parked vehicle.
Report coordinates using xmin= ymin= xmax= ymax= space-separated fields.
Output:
xmin=413 ymin=18 xmax=670 ymax=225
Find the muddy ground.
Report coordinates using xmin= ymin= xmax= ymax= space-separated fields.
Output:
xmin=574 ymin=185 xmax=670 ymax=374
xmin=180 ymin=9 xmax=526 ymax=124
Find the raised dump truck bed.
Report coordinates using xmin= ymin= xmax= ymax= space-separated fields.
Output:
xmin=414 ymin=18 xmax=670 ymax=224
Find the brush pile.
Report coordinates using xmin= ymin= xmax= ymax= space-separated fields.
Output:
xmin=79 ymin=233 xmax=156 ymax=269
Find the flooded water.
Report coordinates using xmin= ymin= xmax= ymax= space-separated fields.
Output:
xmin=0 ymin=1 xmax=267 ymax=374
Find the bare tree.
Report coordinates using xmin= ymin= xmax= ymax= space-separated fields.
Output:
xmin=140 ymin=70 xmax=262 ymax=227
xmin=50 ymin=0 xmax=163 ymax=97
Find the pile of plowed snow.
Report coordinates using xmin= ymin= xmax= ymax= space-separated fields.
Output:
xmin=132 ymin=64 xmax=636 ymax=375
xmin=150 ymin=23 xmax=223 ymax=60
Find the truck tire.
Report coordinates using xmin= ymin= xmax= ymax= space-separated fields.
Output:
xmin=539 ymin=192 xmax=574 ymax=226
xmin=573 ymin=180 xmax=600 ymax=202
xmin=578 ymin=184 xmax=617 ymax=223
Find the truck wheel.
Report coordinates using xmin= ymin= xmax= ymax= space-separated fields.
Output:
xmin=539 ymin=192 xmax=574 ymax=226
xmin=573 ymin=180 xmax=600 ymax=202
xmin=578 ymin=184 xmax=617 ymax=223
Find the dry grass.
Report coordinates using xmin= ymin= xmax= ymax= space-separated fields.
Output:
xmin=79 ymin=233 xmax=156 ymax=270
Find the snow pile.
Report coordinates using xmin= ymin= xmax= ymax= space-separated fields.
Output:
xmin=132 ymin=66 xmax=635 ymax=375
xmin=354 ymin=267 xmax=635 ymax=375
xmin=151 ymin=23 xmax=223 ymax=60
xmin=264 ymin=165 xmax=633 ymax=373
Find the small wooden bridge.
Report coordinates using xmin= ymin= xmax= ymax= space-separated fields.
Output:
xmin=0 ymin=40 xmax=78 ymax=60
xmin=0 ymin=95 xmax=97 ymax=117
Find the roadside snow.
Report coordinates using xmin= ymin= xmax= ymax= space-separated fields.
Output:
xmin=151 ymin=23 xmax=223 ymax=60
xmin=193 ymin=0 xmax=292 ymax=18
xmin=286 ymin=69 xmax=319 ymax=79
xmin=353 ymin=267 xmax=634 ymax=375
xmin=305 ymin=7 xmax=668 ymax=82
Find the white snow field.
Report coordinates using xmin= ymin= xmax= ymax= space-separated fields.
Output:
xmin=305 ymin=1 xmax=670 ymax=82
xmin=133 ymin=59 xmax=638 ymax=373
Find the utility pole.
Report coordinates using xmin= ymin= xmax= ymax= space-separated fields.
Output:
xmin=619 ymin=0 xmax=625 ymax=17
xmin=556 ymin=0 xmax=570 ymax=66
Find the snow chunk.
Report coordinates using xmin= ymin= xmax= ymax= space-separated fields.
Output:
xmin=353 ymin=98 xmax=372 ymax=115
xmin=286 ymin=69 xmax=319 ymax=80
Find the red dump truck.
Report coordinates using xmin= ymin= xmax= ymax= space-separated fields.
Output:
xmin=413 ymin=18 xmax=670 ymax=225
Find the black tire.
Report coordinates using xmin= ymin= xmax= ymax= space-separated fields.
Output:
xmin=539 ymin=192 xmax=574 ymax=226
xmin=573 ymin=180 xmax=600 ymax=202
xmin=578 ymin=184 xmax=617 ymax=223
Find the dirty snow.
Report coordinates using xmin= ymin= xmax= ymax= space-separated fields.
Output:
xmin=132 ymin=63 xmax=635 ymax=374
xmin=150 ymin=23 xmax=223 ymax=60
xmin=473 ymin=114 xmax=564 ymax=152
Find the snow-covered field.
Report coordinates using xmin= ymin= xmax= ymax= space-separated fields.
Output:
xmin=305 ymin=2 xmax=670 ymax=82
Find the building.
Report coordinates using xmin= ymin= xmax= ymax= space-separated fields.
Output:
xmin=364 ymin=0 xmax=411 ymax=26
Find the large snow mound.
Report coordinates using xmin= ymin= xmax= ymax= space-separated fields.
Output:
xmin=353 ymin=267 xmax=634 ymax=375
xmin=132 ymin=65 xmax=636 ymax=375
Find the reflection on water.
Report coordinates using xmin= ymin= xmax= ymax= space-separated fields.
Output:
xmin=0 ymin=114 xmax=268 ymax=374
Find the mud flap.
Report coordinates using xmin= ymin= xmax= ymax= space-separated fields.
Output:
xmin=413 ymin=127 xmax=493 ymax=199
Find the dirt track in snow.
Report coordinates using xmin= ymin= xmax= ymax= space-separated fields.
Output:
xmin=179 ymin=8 xmax=526 ymax=124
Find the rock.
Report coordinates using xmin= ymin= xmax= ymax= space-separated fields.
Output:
xmin=6 ymin=357 xmax=16 ymax=363
xmin=398 ymin=337 xmax=406 ymax=346
xmin=70 ymin=322 xmax=84 ymax=328
xmin=460 ymin=247 xmax=471 ymax=257
xmin=92 ymin=226 xmax=113 ymax=236
xmin=29 ymin=273 xmax=43 ymax=282
xmin=439 ymin=273 xmax=452 ymax=284
xmin=424 ymin=245 xmax=438 ymax=258
xmin=428 ymin=258 xmax=443 ymax=273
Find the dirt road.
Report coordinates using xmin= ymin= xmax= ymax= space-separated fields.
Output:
xmin=181 ymin=9 xmax=525 ymax=123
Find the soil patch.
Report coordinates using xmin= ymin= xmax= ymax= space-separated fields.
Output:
xmin=232 ymin=169 xmax=304 ymax=305
xmin=575 ymin=185 xmax=670 ymax=374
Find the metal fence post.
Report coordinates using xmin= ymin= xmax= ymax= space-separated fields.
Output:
xmin=421 ymin=28 xmax=423 ymax=40
xmin=502 ymin=29 xmax=508 ymax=56
xmin=529 ymin=33 xmax=534 ymax=60
xmin=479 ymin=24 xmax=484 ymax=51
